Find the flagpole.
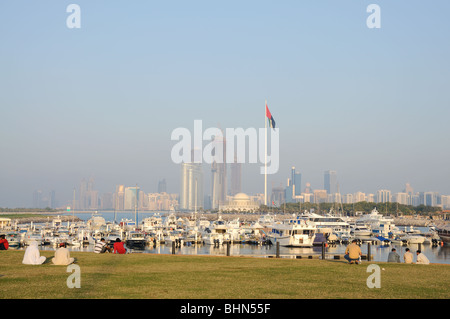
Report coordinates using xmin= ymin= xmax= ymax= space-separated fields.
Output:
xmin=264 ymin=99 xmax=268 ymax=206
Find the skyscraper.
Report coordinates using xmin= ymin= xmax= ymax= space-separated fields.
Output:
xmin=210 ymin=135 xmax=227 ymax=210
xmin=180 ymin=149 xmax=204 ymax=211
xmin=230 ymin=157 xmax=242 ymax=196
xmin=180 ymin=162 xmax=204 ymax=211
xmin=114 ymin=185 xmax=125 ymax=210
xmin=158 ymin=179 xmax=167 ymax=193
xmin=324 ymin=170 xmax=337 ymax=195
xmin=124 ymin=186 xmax=140 ymax=210
xmin=377 ymin=189 xmax=391 ymax=203
xmin=291 ymin=167 xmax=302 ymax=196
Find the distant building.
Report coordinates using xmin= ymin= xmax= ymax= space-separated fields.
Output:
xmin=394 ymin=192 xmax=408 ymax=205
xmin=377 ymin=190 xmax=391 ymax=203
xmin=314 ymin=189 xmax=328 ymax=204
xmin=210 ymin=135 xmax=227 ymax=210
xmin=158 ymin=179 xmax=167 ymax=193
xmin=101 ymin=193 xmax=114 ymax=210
xmin=114 ymin=185 xmax=125 ymax=211
xmin=324 ymin=170 xmax=337 ymax=195
xmin=33 ymin=190 xmax=43 ymax=208
xmin=180 ymin=162 xmax=204 ymax=211
xmin=354 ymin=191 xmax=366 ymax=203
xmin=230 ymin=163 xmax=242 ymax=197
xmin=219 ymin=193 xmax=259 ymax=212
xmin=271 ymin=186 xmax=285 ymax=206
xmin=124 ymin=186 xmax=139 ymax=210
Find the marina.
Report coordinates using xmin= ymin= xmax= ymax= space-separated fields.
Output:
xmin=1 ymin=211 xmax=449 ymax=264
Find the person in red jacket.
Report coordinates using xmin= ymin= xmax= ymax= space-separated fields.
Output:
xmin=113 ymin=238 xmax=127 ymax=254
xmin=0 ymin=234 xmax=9 ymax=250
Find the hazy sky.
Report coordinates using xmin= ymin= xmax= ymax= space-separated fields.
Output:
xmin=1 ymin=1 xmax=449 ymax=207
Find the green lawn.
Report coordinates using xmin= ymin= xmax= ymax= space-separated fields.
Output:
xmin=0 ymin=250 xmax=449 ymax=299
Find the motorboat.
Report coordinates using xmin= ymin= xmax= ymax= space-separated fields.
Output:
xmin=355 ymin=208 xmax=397 ymax=237
xmin=298 ymin=211 xmax=351 ymax=236
xmin=350 ymin=226 xmax=372 ymax=237
xmin=202 ymin=218 xmax=229 ymax=245
xmin=125 ymin=231 xmax=147 ymax=249
xmin=4 ymin=232 xmax=21 ymax=248
xmin=267 ymin=216 xmax=317 ymax=247
xmin=403 ymin=234 xmax=425 ymax=244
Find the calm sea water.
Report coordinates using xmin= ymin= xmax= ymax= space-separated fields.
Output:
xmin=27 ymin=212 xmax=450 ymax=265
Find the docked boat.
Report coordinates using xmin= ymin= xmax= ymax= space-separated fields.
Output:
xmin=5 ymin=232 xmax=21 ymax=248
xmin=141 ymin=214 xmax=163 ymax=232
xmin=267 ymin=216 xmax=317 ymax=247
xmin=298 ymin=211 xmax=351 ymax=236
xmin=403 ymin=234 xmax=426 ymax=244
xmin=202 ymin=218 xmax=229 ymax=245
xmin=350 ymin=226 xmax=372 ymax=237
xmin=436 ymin=226 xmax=450 ymax=244
xmin=125 ymin=231 xmax=147 ymax=249
xmin=355 ymin=208 xmax=397 ymax=237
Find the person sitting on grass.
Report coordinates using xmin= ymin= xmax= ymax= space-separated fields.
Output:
xmin=416 ymin=250 xmax=430 ymax=265
xmin=344 ymin=239 xmax=362 ymax=264
xmin=387 ymin=248 xmax=400 ymax=263
xmin=403 ymin=248 xmax=413 ymax=264
xmin=94 ymin=238 xmax=112 ymax=254
xmin=22 ymin=240 xmax=46 ymax=265
xmin=0 ymin=234 xmax=9 ymax=250
xmin=52 ymin=242 xmax=75 ymax=265
xmin=113 ymin=238 xmax=127 ymax=254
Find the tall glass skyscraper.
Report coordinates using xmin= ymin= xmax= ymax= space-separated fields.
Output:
xmin=324 ymin=170 xmax=337 ymax=195
xmin=180 ymin=152 xmax=204 ymax=211
xmin=291 ymin=167 xmax=302 ymax=196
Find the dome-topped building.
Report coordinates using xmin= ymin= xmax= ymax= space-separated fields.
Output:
xmin=219 ymin=192 xmax=259 ymax=212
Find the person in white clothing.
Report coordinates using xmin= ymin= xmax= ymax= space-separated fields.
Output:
xmin=22 ymin=240 xmax=46 ymax=265
xmin=416 ymin=250 xmax=430 ymax=264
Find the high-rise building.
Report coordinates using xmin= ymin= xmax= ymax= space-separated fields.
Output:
xmin=114 ymin=185 xmax=125 ymax=210
xmin=354 ymin=191 xmax=366 ymax=203
xmin=49 ymin=190 xmax=56 ymax=209
xmin=324 ymin=170 xmax=337 ymax=195
xmin=271 ymin=186 xmax=285 ymax=206
xmin=210 ymin=136 xmax=227 ymax=210
xmin=314 ymin=189 xmax=328 ymax=203
xmin=377 ymin=189 xmax=391 ymax=203
xmin=33 ymin=190 xmax=43 ymax=208
xmin=394 ymin=192 xmax=408 ymax=205
xmin=291 ymin=167 xmax=302 ymax=196
xmin=124 ymin=186 xmax=140 ymax=210
xmin=230 ymin=157 xmax=242 ymax=196
xmin=101 ymin=193 xmax=113 ymax=210
xmin=158 ymin=179 xmax=167 ymax=193
xmin=180 ymin=162 xmax=204 ymax=211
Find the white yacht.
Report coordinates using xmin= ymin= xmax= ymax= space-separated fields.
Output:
xmin=298 ymin=211 xmax=351 ymax=235
xmin=350 ymin=225 xmax=372 ymax=237
xmin=141 ymin=214 xmax=163 ymax=232
xmin=355 ymin=208 xmax=397 ymax=237
xmin=202 ymin=218 xmax=229 ymax=245
xmin=267 ymin=217 xmax=317 ymax=247
xmin=125 ymin=231 xmax=147 ymax=249
xmin=257 ymin=214 xmax=276 ymax=227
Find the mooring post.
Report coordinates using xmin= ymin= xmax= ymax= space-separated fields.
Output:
xmin=276 ymin=241 xmax=280 ymax=258
xmin=367 ymin=242 xmax=371 ymax=262
xmin=321 ymin=242 xmax=326 ymax=260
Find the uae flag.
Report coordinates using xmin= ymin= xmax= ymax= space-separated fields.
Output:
xmin=265 ymin=103 xmax=276 ymax=129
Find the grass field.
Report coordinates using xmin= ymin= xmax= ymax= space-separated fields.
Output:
xmin=0 ymin=250 xmax=449 ymax=299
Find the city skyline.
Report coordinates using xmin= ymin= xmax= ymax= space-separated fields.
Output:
xmin=1 ymin=1 xmax=450 ymax=207
xmin=28 ymin=168 xmax=450 ymax=211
